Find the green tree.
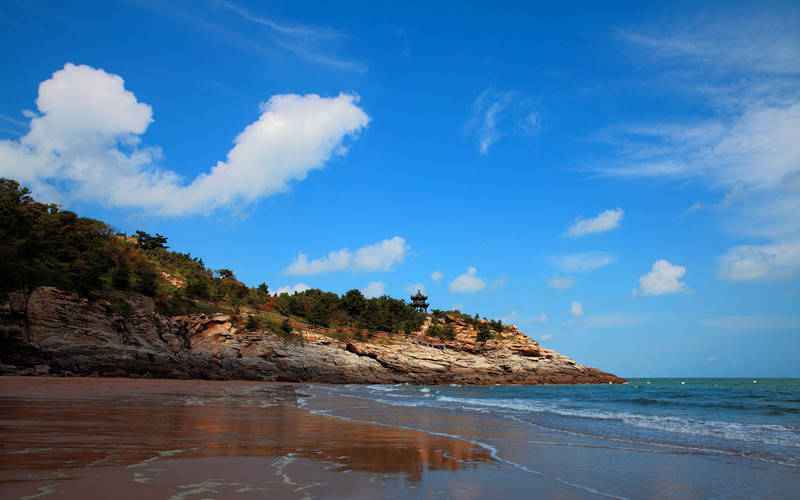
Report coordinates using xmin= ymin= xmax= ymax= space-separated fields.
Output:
xmin=134 ymin=269 xmax=158 ymax=296
xmin=476 ymin=322 xmax=492 ymax=343
xmin=111 ymin=265 xmax=130 ymax=290
xmin=280 ymin=318 xmax=293 ymax=336
xmin=216 ymin=268 xmax=235 ymax=280
xmin=342 ymin=289 xmax=367 ymax=317
xmin=440 ymin=324 xmax=456 ymax=341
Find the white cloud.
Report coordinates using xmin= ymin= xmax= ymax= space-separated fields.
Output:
xmin=430 ymin=270 xmax=443 ymax=282
xmin=635 ymin=259 xmax=688 ymax=296
xmin=464 ymin=88 xmax=541 ymax=155
xmin=569 ymin=301 xmax=584 ymax=316
xmin=564 ymin=208 xmax=624 ymax=237
xmin=362 ymin=281 xmax=387 ymax=299
xmin=404 ymin=283 xmax=427 ymax=295
xmin=284 ymin=236 xmax=409 ymax=275
xmin=274 ymin=283 xmax=310 ymax=295
xmin=537 ymin=313 xmax=549 ymax=324
xmin=548 ymin=274 xmax=577 ymax=289
xmin=540 ymin=333 xmax=553 ymax=341
xmin=598 ymin=16 xmax=800 ymax=283
xmin=717 ymin=240 xmax=800 ymax=282
xmin=552 ymin=252 xmax=615 ymax=273
xmin=284 ymin=249 xmax=351 ymax=275
xmin=700 ymin=314 xmax=800 ymax=330
xmin=352 ymin=236 xmax=410 ymax=272
xmin=449 ymin=267 xmax=487 ymax=293
xmin=0 ymin=63 xmax=370 ymax=216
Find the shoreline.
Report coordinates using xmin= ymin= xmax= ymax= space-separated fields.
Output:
xmin=3 ymin=377 xmax=797 ymax=499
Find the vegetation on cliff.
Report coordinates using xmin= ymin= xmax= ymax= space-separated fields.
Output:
xmin=1 ymin=178 xmax=434 ymax=336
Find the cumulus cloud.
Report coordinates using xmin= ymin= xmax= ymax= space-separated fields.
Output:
xmin=352 ymin=236 xmax=410 ymax=272
xmin=449 ymin=267 xmax=487 ymax=293
xmin=569 ymin=301 xmax=584 ymax=316
xmin=551 ymin=252 xmax=615 ymax=273
xmin=274 ymin=283 xmax=310 ymax=295
xmin=540 ymin=333 xmax=553 ymax=341
xmin=548 ymin=274 xmax=577 ymax=289
xmin=464 ymin=88 xmax=541 ymax=154
xmin=430 ymin=270 xmax=443 ymax=283
xmin=284 ymin=249 xmax=351 ymax=275
xmin=0 ymin=63 xmax=370 ymax=216
xmin=404 ymin=283 xmax=427 ymax=295
xmin=362 ymin=281 xmax=387 ymax=299
xmin=564 ymin=208 xmax=623 ymax=237
xmin=284 ymin=236 xmax=409 ymax=275
xmin=717 ymin=240 xmax=800 ymax=282
xmin=635 ymin=259 xmax=689 ymax=296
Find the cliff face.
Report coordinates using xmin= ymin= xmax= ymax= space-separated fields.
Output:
xmin=0 ymin=287 xmax=624 ymax=385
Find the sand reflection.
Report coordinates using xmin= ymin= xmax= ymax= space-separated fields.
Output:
xmin=0 ymin=377 xmax=491 ymax=489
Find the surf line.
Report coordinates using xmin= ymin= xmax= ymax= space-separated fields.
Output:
xmin=300 ymin=387 xmax=629 ymax=500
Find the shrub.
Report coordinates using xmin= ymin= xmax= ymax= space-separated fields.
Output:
xmin=245 ymin=315 xmax=261 ymax=331
xmin=476 ymin=322 xmax=492 ymax=343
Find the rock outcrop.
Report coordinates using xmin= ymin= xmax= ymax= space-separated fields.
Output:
xmin=0 ymin=287 xmax=624 ymax=385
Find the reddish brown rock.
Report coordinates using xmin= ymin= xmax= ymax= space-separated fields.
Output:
xmin=0 ymin=287 xmax=625 ymax=385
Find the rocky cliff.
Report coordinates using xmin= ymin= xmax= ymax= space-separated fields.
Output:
xmin=0 ymin=287 xmax=624 ymax=385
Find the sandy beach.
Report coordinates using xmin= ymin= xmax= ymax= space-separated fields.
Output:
xmin=2 ymin=377 xmax=798 ymax=499
xmin=0 ymin=377 xmax=589 ymax=499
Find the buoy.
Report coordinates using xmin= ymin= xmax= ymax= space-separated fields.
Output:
xmin=646 ymin=381 xmax=651 ymax=384
xmin=608 ymin=381 xmax=613 ymax=384
xmin=681 ymin=381 xmax=686 ymax=385
xmin=753 ymin=380 xmax=758 ymax=384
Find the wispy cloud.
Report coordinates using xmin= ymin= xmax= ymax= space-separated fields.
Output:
xmin=562 ymin=313 xmax=648 ymax=330
xmin=551 ymin=252 xmax=615 ymax=273
xmin=717 ymin=241 xmax=800 ymax=282
xmin=564 ymin=208 xmax=624 ymax=237
xmin=140 ymin=0 xmax=365 ymax=73
xmin=700 ymin=315 xmax=800 ymax=331
xmin=548 ymin=274 xmax=577 ymax=289
xmin=0 ymin=113 xmax=28 ymax=128
xmin=215 ymin=0 xmax=366 ymax=72
xmin=596 ymin=11 xmax=800 ymax=281
xmin=464 ymin=88 xmax=541 ymax=154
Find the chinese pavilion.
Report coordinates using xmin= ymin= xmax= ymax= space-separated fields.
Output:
xmin=410 ymin=290 xmax=429 ymax=314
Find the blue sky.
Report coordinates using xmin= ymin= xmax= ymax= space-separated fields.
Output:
xmin=1 ymin=0 xmax=798 ymax=377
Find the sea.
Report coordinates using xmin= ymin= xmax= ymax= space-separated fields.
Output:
xmin=300 ymin=378 xmax=800 ymax=498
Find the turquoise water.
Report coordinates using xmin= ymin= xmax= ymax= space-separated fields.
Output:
xmin=305 ymin=379 xmax=800 ymax=469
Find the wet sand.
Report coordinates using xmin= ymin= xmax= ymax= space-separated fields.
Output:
xmin=0 ymin=377 xmax=591 ymax=499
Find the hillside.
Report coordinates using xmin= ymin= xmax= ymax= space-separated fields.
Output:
xmin=0 ymin=178 xmax=623 ymax=384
